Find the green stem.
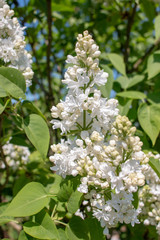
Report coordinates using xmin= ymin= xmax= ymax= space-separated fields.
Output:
xmin=54 ymin=220 xmax=67 ymax=226
xmin=13 ymin=100 xmax=21 ymax=110
xmin=47 ymin=194 xmax=56 ymax=197
xmin=86 ymin=119 xmax=93 ymax=129
xmin=51 ymin=204 xmax=57 ymax=218
xmin=83 ymin=110 xmax=86 ymax=129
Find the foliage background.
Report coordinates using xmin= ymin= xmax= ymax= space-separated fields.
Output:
xmin=1 ymin=0 xmax=160 ymax=239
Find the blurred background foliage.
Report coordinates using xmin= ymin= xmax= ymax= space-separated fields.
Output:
xmin=1 ymin=0 xmax=160 ymax=239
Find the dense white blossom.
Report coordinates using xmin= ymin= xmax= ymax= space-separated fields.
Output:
xmin=1 ymin=142 xmax=30 ymax=170
xmin=50 ymin=31 xmax=149 ymax=235
xmin=139 ymin=153 xmax=160 ymax=235
xmin=50 ymin=30 xmax=118 ymax=135
xmin=0 ymin=0 xmax=33 ymax=86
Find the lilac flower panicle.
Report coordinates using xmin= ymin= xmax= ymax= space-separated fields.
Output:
xmin=50 ymin=31 xmax=149 ymax=235
xmin=139 ymin=153 xmax=160 ymax=235
xmin=0 ymin=0 xmax=33 ymax=86
xmin=1 ymin=142 xmax=30 ymax=170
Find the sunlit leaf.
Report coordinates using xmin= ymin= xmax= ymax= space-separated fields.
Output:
xmin=1 ymin=182 xmax=49 ymax=217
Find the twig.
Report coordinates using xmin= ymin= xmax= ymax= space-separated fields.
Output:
xmin=128 ymin=37 xmax=160 ymax=73
xmin=30 ymin=41 xmax=49 ymax=96
xmin=124 ymin=2 xmax=137 ymax=72
xmin=116 ymin=26 xmax=124 ymax=53
xmin=7 ymin=222 xmax=22 ymax=232
xmin=46 ymin=0 xmax=54 ymax=106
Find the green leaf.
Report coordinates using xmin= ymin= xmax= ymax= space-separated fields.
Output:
xmin=58 ymin=176 xmax=80 ymax=202
xmin=18 ymin=231 xmax=29 ymax=240
xmin=118 ymin=99 xmax=132 ymax=116
xmin=85 ymin=216 xmax=105 ymax=240
xmin=128 ymin=223 xmax=146 ymax=240
xmin=116 ymin=76 xmax=128 ymax=89
xmin=147 ymin=54 xmax=154 ymax=67
xmin=28 ymin=149 xmax=41 ymax=159
xmin=127 ymin=75 xmax=145 ymax=88
xmin=0 ymin=203 xmax=15 ymax=225
xmin=116 ymin=75 xmax=145 ymax=89
xmin=57 ymin=180 xmax=74 ymax=202
xmin=18 ymin=230 xmax=37 ymax=240
xmin=10 ymin=135 xmax=29 ymax=147
xmin=22 ymin=100 xmax=46 ymax=121
xmin=52 ymin=3 xmax=74 ymax=12
xmin=98 ymin=65 xmax=113 ymax=98
xmin=107 ymin=53 xmax=126 ymax=76
xmin=0 ymin=67 xmax=26 ymax=99
xmin=23 ymin=114 xmax=50 ymax=159
xmin=67 ymin=190 xmax=83 ymax=214
xmin=117 ymin=91 xmax=146 ymax=100
xmin=58 ymin=229 xmax=69 ymax=240
xmin=148 ymin=92 xmax=160 ymax=104
xmin=0 ymin=99 xmax=10 ymax=114
xmin=141 ymin=0 xmax=155 ymax=22
xmin=24 ymin=210 xmax=59 ymax=240
xmin=149 ymin=157 xmax=160 ymax=178
xmin=132 ymin=191 xmax=139 ymax=209
xmin=0 ymin=67 xmax=26 ymax=92
xmin=0 ymin=87 xmax=7 ymax=97
xmin=155 ymin=15 xmax=160 ymax=41
xmin=13 ymin=174 xmax=30 ymax=196
xmin=1 ymin=182 xmax=49 ymax=217
xmin=148 ymin=62 xmax=160 ymax=79
xmin=138 ymin=103 xmax=160 ymax=145
xmin=49 ymin=174 xmax=62 ymax=195
xmin=0 ymin=217 xmax=16 ymax=225
xmin=66 ymin=216 xmax=89 ymax=240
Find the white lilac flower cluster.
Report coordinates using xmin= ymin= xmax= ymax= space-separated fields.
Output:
xmin=50 ymin=31 xmax=149 ymax=235
xmin=1 ymin=142 xmax=30 ymax=170
xmin=0 ymin=0 xmax=33 ymax=86
xmin=139 ymin=153 xmax=160 ymax=235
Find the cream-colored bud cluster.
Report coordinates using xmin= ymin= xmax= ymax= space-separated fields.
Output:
xmin=148 ymin=202 xmax=160 ymax=220
xmin=75 ymin=132 xmax=110 ymax=189
xmin=140 ymin=188 xmax=160 ymax=234
xmin=90 ymin=131 xmax=103 ymax=141
xmin=111 ymin=116 xmax=148 ymax=165
xmin=76 ymin=30 xmax=100 ymax=71
xmin=111 ymin=115 xmax=136 ymax=138
xmin=77 ymin=156 xmax=95 ymax=176
xmin=103 ymin=142 xmax=123 ymax=166
xmin=50 ymin=144 xmax=61 ymax=154
xmin=125 ymin=172 xmax=145 ymax=187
